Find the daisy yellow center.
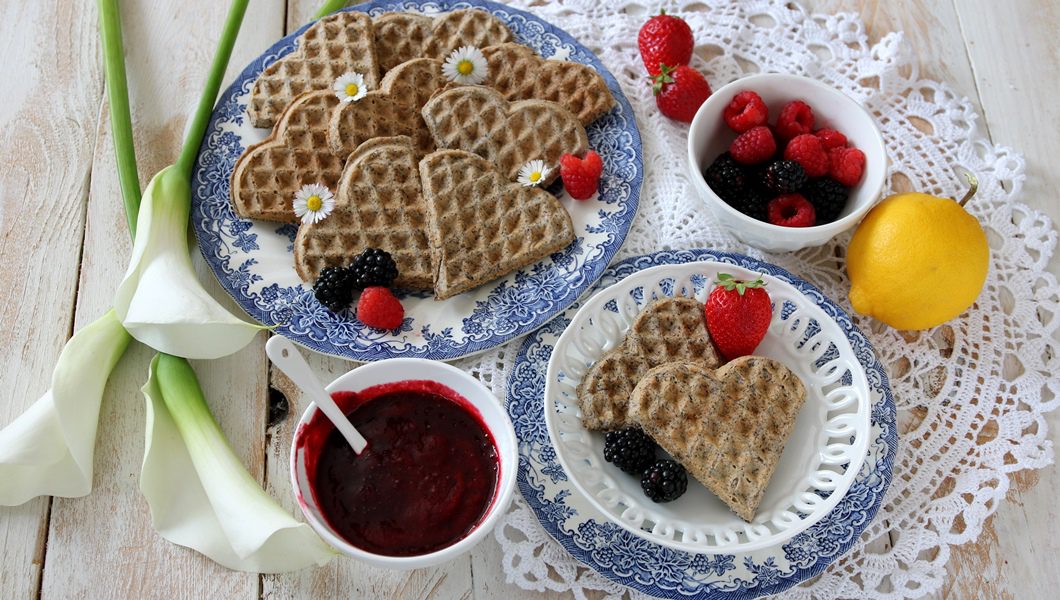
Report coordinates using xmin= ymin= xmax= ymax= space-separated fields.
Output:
xmin=529 ymin=171 xmax=542 ymax=183
xmin=306 ymin=195 xmax=323 ymax=212
xmin=345 ymin=83 xmax=359 ymax=97
xmin=456 ymin=59 xmax=475 ymax=76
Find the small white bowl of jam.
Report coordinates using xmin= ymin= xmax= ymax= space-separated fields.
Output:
xmin=290 ymin=358 xmax=518 ymax=569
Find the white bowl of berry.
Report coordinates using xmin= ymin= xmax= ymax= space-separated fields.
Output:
xmin=687 ymin=73 xmax=886 ymax=251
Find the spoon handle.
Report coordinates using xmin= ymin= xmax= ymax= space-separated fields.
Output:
xmin=265 ymin=336 xmax=368 ymax=454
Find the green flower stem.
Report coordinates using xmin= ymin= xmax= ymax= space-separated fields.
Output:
xmin=98 ymin=0 xmax=141 ymax=236
xmin=313 ymin=0 xmax=349 ymax=19
xmin=175 ymin=0 xmax=250 ymax=177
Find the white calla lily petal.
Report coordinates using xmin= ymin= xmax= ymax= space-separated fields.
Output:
xmin=140 ymin=354 xmax=336 ymax=572
xmin=0 ymin=310 xmax=132 ymax=505
xmin=114 ymin=166 xmax=265 ymax=359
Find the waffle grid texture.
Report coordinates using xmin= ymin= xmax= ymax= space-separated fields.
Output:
xmin=231 ymin=92 xmax=345 ymax=224
xmin=248 ymin=11 xmax=380 ymax=129
xmin=577 ymin=297 xmax=723 ymax=430
xmin=630 ymin=358 xmax=807 ymax=521
xmin=293 ymin=136 xmax=434 ymax=289
xmin=418 ymin=149 xmax=575 ymax=300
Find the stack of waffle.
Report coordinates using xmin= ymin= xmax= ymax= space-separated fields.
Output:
xmin=230 ymin=8 xmax=617 ymax=299
xmin=577 ymin=297 xmax=807 ymax=522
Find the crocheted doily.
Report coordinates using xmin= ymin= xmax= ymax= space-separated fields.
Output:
xmin=452 ymin=1 xmax=1059 ymax=598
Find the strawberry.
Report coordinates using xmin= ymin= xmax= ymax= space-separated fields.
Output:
xmin=560 ymin=151 xmax=604 ymax=200
xmin=652 ymin=64 xmax=712 ymax=123
xmin=638 ymin=10 xmax=694 ymax=77
xmin=356 ymin=286 xmax=405 ymax=330
xmin=704 ymin=273 xmax=773 ymax=361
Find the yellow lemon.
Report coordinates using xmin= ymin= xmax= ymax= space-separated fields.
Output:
xmin=846 ymin=178 xmax=988 ymax=330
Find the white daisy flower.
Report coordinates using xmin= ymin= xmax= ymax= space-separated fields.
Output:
xmin=442 ymin=46 xmax=488 ymax=85
xmin=292 ymin=183 xmax=335 ymax=225
xmin=517 ymin=160 xmax=551 ymax=187
xmin=332 ymin=71 xmax=368 ymax=102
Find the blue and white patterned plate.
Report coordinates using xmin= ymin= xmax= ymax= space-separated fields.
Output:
xmin=506 ymin=249 xmax=897 ymax=599
xmin=190 ymin=0 xmax=642 ymax=362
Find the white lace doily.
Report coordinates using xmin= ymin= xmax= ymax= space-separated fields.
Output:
xmin=453 ymin=1 xmax=1059 ymax=598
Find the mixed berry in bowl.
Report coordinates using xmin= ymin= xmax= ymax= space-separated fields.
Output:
xmin=703 ymin=91 xmax=866 ymax=228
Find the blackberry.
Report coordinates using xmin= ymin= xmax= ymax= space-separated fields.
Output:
xmin=313 ymin=266 xmax=354 ymax=312
xmin=703 ymin=153 xmax=748 ymax=202
xmin=803 ymin=177 xmax=849 ymax=224
xmin=762 ymin=160 xmax=807 ymax=194
xmin=349 ymin=248 xmax=399 ymax=290
xmin=603 ymin=428 xmax=656 ymax=475
xmin=640 ymin=459 xmax=688 ymax=503
xmin=724 ymin=186 xmax=768 ymax=222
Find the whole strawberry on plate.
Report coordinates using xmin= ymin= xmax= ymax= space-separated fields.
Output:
xmin=652 ymin=64 xmax=712 ymax=123
xmin=638 ymin=10 xmax=694 ymax=76
xmin=704 ymin=273 xmax=772 ymax=360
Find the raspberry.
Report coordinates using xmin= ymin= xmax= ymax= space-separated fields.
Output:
xmin=356 ymin=286 xmax=405 ymax=330
xmin=783 ymin=134 xmax=829 ymax=177
xmin=603 ymin=429 xmax=657 ymax=475
xmin=803 ymin=178 xmax=849 ymax=223
xmin=767 ymin=193 xmax=816 ymax=227
xmin=815 ymin=127 xmax=847 ymax=149
xmin=729 ymin=126 xmax=775 ymax=165
xmin=703 ymin=153 xmax=748 ymax=200
xmin=723 ymin=90 xmax=768 ymax=133
xmin=560 ymin=150 xmax=604 ymax=200
xmin=640 ymin=459 xmax=688 ymax=503
xmin=775 ymin=100 xmax=815 ymax=140
xmin=762 ymin=160 xmax=807 ymax=194
xmin=828 ymin=147 xmax=866 ymax=186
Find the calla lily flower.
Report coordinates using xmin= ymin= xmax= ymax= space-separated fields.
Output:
xmin=141 ymin=354 xmax=336 ymax=572
xmin=0 ymin=310 xmax=131 ymax=506
xmin=113 ymin=165 xmax=266 ymax=360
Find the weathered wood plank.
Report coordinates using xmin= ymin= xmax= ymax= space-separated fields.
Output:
xmin=37 ymin=2 xmax=283 ymax=598
xmin=942 ymin=1 xmax=1060 ymax=599
xmin=0 ymin=1 xmax=104 ymax=598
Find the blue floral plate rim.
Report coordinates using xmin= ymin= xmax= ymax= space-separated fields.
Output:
xmin=505 ymin=248 xmax=897 ymax=599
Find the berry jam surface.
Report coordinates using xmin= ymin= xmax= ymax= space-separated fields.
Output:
xmin=309 ymin=381 xmax=499 ymax=556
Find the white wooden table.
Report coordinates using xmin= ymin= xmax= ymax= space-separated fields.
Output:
xmin=1 ymin=1 xmax=1057 ymax=598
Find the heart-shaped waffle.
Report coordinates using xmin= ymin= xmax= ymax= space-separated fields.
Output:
xmin=418 ymin=149 xmax=575 ymax=300
xmin=481 ymin=43 xmax=615 ymax=126
xmin=576 ymin=297 xmax=723 ymax=430
xmin=231 ymin=91 xmax=345 ymax=223
xmin=373 ymin=9 xmax=513 ymax=72
xmin=293 ymin=136 xmax=433 ymax=289
xmin=328 ymin=58 xmax=448 ymax=159
xmin=629 ymin=358 xmax=807 ymax=521
xmin=421 ymin=85 xmax=588 ymax=184
xmin=248 ymin=11 xmax=380 ymax=129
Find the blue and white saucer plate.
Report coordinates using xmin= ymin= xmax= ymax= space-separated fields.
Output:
xmin=506 ymin=249 xmax=897 ymax=599
xmin=190 ymin=0 xmax=642 ymax=362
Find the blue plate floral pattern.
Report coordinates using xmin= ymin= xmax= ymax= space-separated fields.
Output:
xmin=190 ymin=0 xmax=642 ymax=361
xmin=506 ymin=249 xmax=897 ymax=599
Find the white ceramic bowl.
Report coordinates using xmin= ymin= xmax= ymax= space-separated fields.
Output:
xmin=544 ymin=262 xmax=872 ymax=553
xmin=687 ymin=73 xmax=887 ymax=251
xmin=290 ymin=358 xmax=518 ymax=569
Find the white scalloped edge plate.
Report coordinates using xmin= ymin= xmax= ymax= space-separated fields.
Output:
xmin=543 ymin=261 xmax=871 ymax=553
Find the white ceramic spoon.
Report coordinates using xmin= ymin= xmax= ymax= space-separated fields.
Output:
xmin=266 ymin=335 xmax=367 ymax=454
